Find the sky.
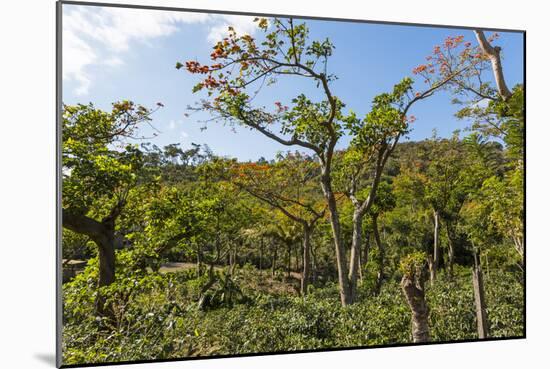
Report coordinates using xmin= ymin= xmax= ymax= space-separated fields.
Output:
xmin=62 ymin=4 xmax=524 ymax=161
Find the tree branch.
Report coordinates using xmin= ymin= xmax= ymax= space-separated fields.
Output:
xmin=474 ymin=30 xmax=512 ymax=100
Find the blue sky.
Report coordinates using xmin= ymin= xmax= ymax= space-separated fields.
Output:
xmin=62 ymin=4 xmax=524 ymax=161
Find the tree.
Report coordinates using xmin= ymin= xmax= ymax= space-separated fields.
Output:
xmin=62 ymin=101 xmax=160 ymax=315
xmin=400 ymin=252 xmax=430 ymax=343
xmin=446 ymin=30 xmax=524 ymax=262
xmin=182 ymin=18 xmax=470 ymax=305
xmin=231 ymin=152 xmax=326 ymax=295
xmin=367 ymin=181 xmax=396 ymax=294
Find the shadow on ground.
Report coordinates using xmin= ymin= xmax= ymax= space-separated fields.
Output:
xmin=34 ymin=353 xmax=56 ymax=367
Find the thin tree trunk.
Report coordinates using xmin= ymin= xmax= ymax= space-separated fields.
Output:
xmin=428 ymin=255 xmax=435 ymax=286
xmin=358 ymin=249 xmax=363 ymax=283
xmin=363 ymin=231 xmax=371 ymax=267
xmin=512 ymin=235 xmax=524 ymax=263
xmin=311 ymin=242 xmax=318 ymax=283
xmin=287 ymin=241 xmax=292 ymax=278
xmin=271 ymin=241 xmax=277 ymax=277
xmin=295 ymin=240 xmax=301 ymax=271
xmin=472 ymin=249 xmax=489 ymax=339
xmin=401 ymin=266 xmax=430 ymax=343
xmin=431 ymin=209 xmax=440 ymax=283
xmin=301 ymin=226 xmax=311 ymax=295
xmin=215 ymin=215 xmax=221 ymax=264
xmin=348 ymin=209 xmax=363 ymax=302
xmin=446 ymin=222 xmax=455 ymax=276
xmin=320 ymin=173 xmax=352 ymax=306
xmin=259 ymin=237 xmax=264 ymax=273
xmin=373 ymin=215 xmax=385 ymax=295
xmin=197 ymin=243 xmax=203 ymax=276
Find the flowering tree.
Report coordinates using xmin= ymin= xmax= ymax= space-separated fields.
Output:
xmin=231 ymin=152 xmax=326 ymax=294
xmin=181 ymin=18 xmax=476 ymax=305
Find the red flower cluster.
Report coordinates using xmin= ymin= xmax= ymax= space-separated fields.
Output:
xmin=203 ymin=75 xmax=219 ymax=88
xmin=211 ymin=46 xmax=227 ymax=60
xmin=412 ymin=64 xmax=427 ymax=74
xmin=274 ymin=101 xmax=289 ymax=113
xmin=186 ymin=61 xmax=209 ymax=74
xmin=412 ymin=63 xmax=435 ymax=75
xmin=444 ymin=35 xmax=464 ymax=49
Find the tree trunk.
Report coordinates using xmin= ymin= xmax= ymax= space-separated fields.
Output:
xmin=197 ymin=243 xmax=203 ymax=276
xmin=295 ymin=240 xmax=301 ymax=271
xmin=62 ymin=210 xmax=117 ymax=317
xmin=311 ymin=243 xmax=318 ymax=283
xmin=474 ymin=30 xmax=512 ymax=100
xmin=427 ymin=255 xmax=435 ymax=284
xmin=96 ymin=233 xmax=115 ymax=288
xmin=287 ymin=241 xmax=292 ymax=278
xmin=472 ymin=249 xmax=489 ymax=339
xmin=431 ymin=209 xmax=440 ymax=283
xmin=401 ymin=267 xmax=430 ymax=343
xmin=215 ymin=215 xmax=221 ymax=264
xmin=373 ymin=215 xmax=385 ymax=295
xmin=348 ymin=209 xmax=363 ymax=302
xmin=512 ymin=235 xmax=524 ymax=263
xmin=446 ymin=222 xmax=455 ymax=277
xmin=301 ymin=226 xmax=312 ymax=295
xmin=320 ymin=173 xmax=352 ymax=306
xmin=271 ymin=241 xmax=277 ymax=277
xmin=259 ymin=237 xmax=264 ymax=272
xmin=363 ymin=231 xmax=371 ymax=268
xmin=357 ymin=249 xmax=363 ymax=283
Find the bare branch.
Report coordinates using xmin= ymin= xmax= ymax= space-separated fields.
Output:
xmin=474 ymin=30 xmax=512 ymax=100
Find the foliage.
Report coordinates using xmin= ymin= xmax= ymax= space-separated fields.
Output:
xmin=61 ymin=22 xmax=524 ymax=366
xmin=63 ymin=263 xmax=523 ymax=364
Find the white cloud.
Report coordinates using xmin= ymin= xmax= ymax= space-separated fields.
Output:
xmin=63 ymin=29 xmax=96 ymax=95
xmin=63 ymin=6 xmax=259 ymax=96
xmin=103 ymin=57 xmax=124 ymax=67
xmin=168 ymin=119 xmax=183 ymax=130
xmin=180 ymin=130 xmax=189 ymax=142
xmin=473 ymin=98 xmax=490 ymax=109
xmin=206 ymin=15 xmax=259 ymax=43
